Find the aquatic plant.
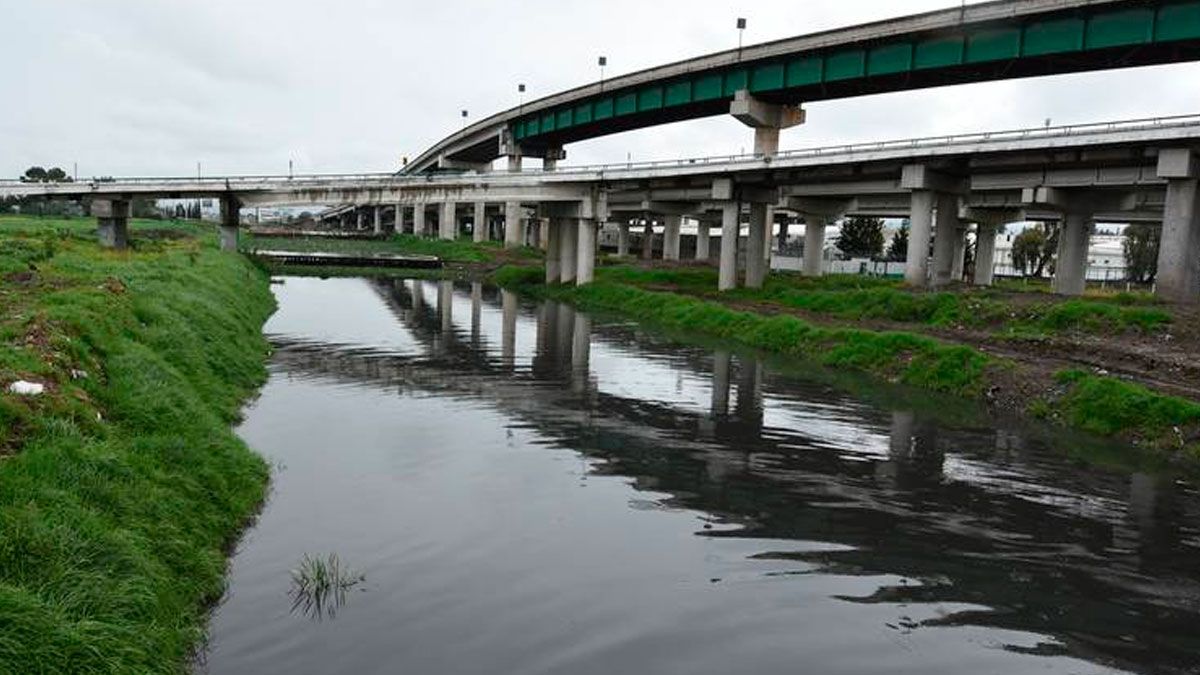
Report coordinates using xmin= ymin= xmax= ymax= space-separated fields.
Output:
xmin=289 ymin=553 xmax=365 ymax=621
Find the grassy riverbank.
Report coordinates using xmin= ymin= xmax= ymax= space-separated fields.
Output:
xmin=0 ymin=217 xmax=274 ymax=672
xmin=493 ymin=264 xmax=1200 ymax=459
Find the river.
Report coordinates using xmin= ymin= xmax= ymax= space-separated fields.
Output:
xmin=198 ymin=276 xmax=1200 ymax=675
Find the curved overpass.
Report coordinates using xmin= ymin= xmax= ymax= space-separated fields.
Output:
xmin=405 ymin=0 xmax=1200 ymax=173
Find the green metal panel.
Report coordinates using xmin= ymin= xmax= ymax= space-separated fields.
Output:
xmin=1023 ymin=18 xmax=1084 ymax=56
xmin=966 ymin=27 xmax=1022 ymax=62
xmin=1157 ymin=2 xmax=1200 ymax=42
xmin=750 ymin=63 xmax=785 ymax=92
xmin=524 ymin=118 xmax=540 ymax=137
xmin=615 ymin=92 xmax=638 ymax=116
xmin=786 ymin=56 xmax=823 ymax=86
xmin=593 ymin=97 xmax=614 ymax=120
xmin=914 ymin=36 xmax=964 ymax=69
xmin=637 ymin=86 xmax=663 ymax=111
xmin=693 ymin=73 xmax=724 ymax=100
xmin=825 ymin=49 xmax=866 ymax=81
xmin=723 ymin=69 xmax=749 ymax=95
xmin=540 ymin=112 xmax=556 ymax=133
xmin=665 ymin=81 xmax=692 ymax=106
xmin=1087 ymin=8 xmax=1155 ymax=48
xmin=513 ymin=124 xmax=525 ymax=141
xmin=556 ymin=108 xmax=574 ymax=128
xmin=867 ymin=43 xmax=913 ymax=76
xmin=574 ymin=102 xmax=593 ymax=125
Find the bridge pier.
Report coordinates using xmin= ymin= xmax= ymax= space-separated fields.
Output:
xmin=745 ymin=203 xmax=769 ymax=289
xmin=394 ymin=202 xmax=403 ymax=234
xmin=560 ymin=219 xmax=579 ymax=284
xmin=641 ymin=216 xmax=654 ymax=260
xmin=719 ymin=203 xmax=740 ymax=291
xmin=92 ymin=199 xmax=130 ymax=250
xmin=1053 ymin=212 xmax=1093 ymax=296
xmin=545 ymin=218 xmax=562 ymax=284
xmin=617 ymin=221 xmax=631 ymax=256
xmin=1156 ymin=149 xmax=1200 ymax=303
xmin=803 ymin=218 xmax=828 ymax=277
xmin=931 ymin=218 xmax=962 ymax=288
xmin=473 ymin=202 xmax=488 ymax=243
xmin=356 ymin=209 xmax=365 ymax=231
xmin=373 ymin=206 xmax=383 ymax=235
xmin=663 ymin=214 xmax=682 ymax=261
xmin=414 ymin=203 xmax=427 ymax=237
xmin=577 ymin=218 xmax=597 ymax=285
xmin=696 ymin=219 xmax=711 ymax=261
xmin=219 ymin=195 xmax=241 ymax=252
xmin=504 ymin=201 xmax=524 ymax=249
xmin=440 ymin=202 xmax=457 ymax=240
xmin=974 ymin=223 xmax=998 ymax=286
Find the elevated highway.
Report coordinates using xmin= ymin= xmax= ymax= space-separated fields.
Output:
xmin=405 ymin=0 xmax=1200 ymax=173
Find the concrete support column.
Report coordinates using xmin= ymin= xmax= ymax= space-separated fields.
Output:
xmin=560 ymin=218 xmax=578 ymax=284
xmin=663 ymin=215 xmax=682 ymax=261
xmin=642 ymin=218 xmax=654 ymax=260
xmin=777 ymin=218 xmax=790 ymax=251
xmin=439 ymin=202 xmax=457 ymax=240
xmin=696 ymin=221 xmax=711 ymax=261
xmin=951 ymin=225 xmax=967 ymax=282
xmin=1156 ymin=177 xmax=1200 ymax=303
xmin=762 ymin=207 xmax=775 ymax=264
xmin=545 ymin=218 xmax=563 ymax=284
xmin=219 ymin=195 xmax=240 ymax=252
xmin=974 ymin=223 xmax=997 ymax=286
xmin=719 ymin=203 xmax=740 ymax=291
xmin=507 ymin=154 xmax=522 ymax=173
xmin=356 ymin=209 xmax=365 ymax=230
xmin=393 ymin=203 xmax=403 ymax=234
xmin=473 ymin=202 xmax=487 ymax=243
xmin=414 ymin=203 xmax=427 ymax=237
xmin=504 ymin=201 xmax=524 ymax=249
xmin=930 ymin=195 xmax=960 ymax=288
xmin=617 ymin=222 xmax=631 ymax=257
xmin=576 ymin=218 xmax=597 ymax=286
xmin=745 ymin=203 xmax=768 ymax=289
xmin=803 ymin=219 xmax=826 ymax=277
xmin=1053 ymin=212 xmax=1093 ymax=296
xmin=905 ymin=191 xmax=936 ymax=286
xmin=373 ymin=205 xmax=383 ymax=235
xmin=92 ymin=199 xmax=130 ymax=250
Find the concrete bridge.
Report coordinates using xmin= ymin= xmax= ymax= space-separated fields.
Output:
xmin=5 ymin=114 xmax=1200 ymax=301
xmin=4 ymin=0 xmax=1200 ymax=302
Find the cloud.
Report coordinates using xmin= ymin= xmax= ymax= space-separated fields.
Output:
xmin=2 ymin=0 xmax=1196 ymax=177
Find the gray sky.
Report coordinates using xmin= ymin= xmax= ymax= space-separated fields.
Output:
xmin=4 ymin=0 xmax=1199 ymax=178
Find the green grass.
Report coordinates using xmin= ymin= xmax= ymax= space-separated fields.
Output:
xmin=0 ymin=218 xmax=274 ymax=672
xmin=1053 ymin=370 xmax=1200 ymax=448
xmin=590 ymin=266 xmax=1172 ymax=336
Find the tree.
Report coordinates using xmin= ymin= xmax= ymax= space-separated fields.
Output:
xmin=836 ymin=216 xmax=885 ymax=259
xmin=21 ymin=166 xmax=47 ymax=183
xmin=1011 ymin=223 xmax=1059 ymax=278
xmin=45 ymin=167 xmax=70 ymax=182
xmin=1123 ymin=223 xmax=1160 ymax=283
xmin=886 ymin=221 xmax=909 ymax=261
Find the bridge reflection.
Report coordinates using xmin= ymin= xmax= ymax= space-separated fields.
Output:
xmin=264 ymin=277 xmax=1200 ymax=675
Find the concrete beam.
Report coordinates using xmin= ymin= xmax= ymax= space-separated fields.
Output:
xmin=1157 ymin=148 xmax=1199 ymax=179
xmin=901 ymin=164 xmax=966 ymax=194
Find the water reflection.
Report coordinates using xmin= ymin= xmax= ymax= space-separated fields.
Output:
xmin=205 ymin=277 xmax=1200 ymax=675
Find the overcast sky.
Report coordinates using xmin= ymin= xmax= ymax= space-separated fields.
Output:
xmin=5 ymin=0 xmax=1199 ymax=178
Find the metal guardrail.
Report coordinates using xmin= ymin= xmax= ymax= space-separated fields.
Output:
xmin=2 ymin=113 xmax=1198 ymax=190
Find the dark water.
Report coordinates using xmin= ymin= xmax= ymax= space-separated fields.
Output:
xmin=199 ymin=276 xmax=1200 ymax=675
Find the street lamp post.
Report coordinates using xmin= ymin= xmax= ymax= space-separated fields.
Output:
xmin=598 ymin=56 xmax=607 ymax=90
xmin=737 ymin=18 xmax=747 ymax=58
